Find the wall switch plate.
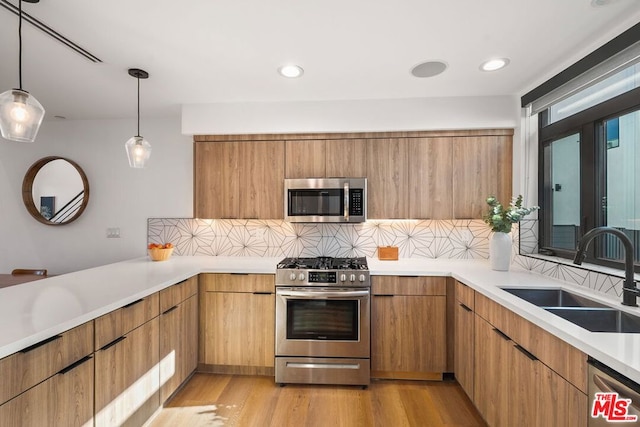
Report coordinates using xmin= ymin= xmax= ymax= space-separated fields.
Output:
xmin=107 ymin=227 xmax=121 ymax=238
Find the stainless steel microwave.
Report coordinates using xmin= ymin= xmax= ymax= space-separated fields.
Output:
xmin=284 ymin=178 xmax=367 ymax=223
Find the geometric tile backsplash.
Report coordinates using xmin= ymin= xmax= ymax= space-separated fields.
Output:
xmin=148 ymin=217 xmax=628 ymax=298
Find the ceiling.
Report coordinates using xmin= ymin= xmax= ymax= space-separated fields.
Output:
xmin=1 ymin=0 xmax=639 ymax=121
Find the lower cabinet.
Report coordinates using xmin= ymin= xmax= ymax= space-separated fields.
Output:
xmin=371 ymin=276 xmax=447 ymax=379
xmin=160 ymin=293 xmax=198 ymax=402
xmin=200 ymin=274 xmax=275 ymax=374
xmin=0 ymin=355 xmax=94 ymax=426
xmin=95 ymin=317 xmax=160 ymax=427
xmin=465 ymin=287 xmax=588 ymax=427
xmin=454 ymin=281 xmax=475 ymax=399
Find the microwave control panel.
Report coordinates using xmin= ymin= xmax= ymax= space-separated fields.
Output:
xmin=349 ymin=189 xmax=364 ymax=216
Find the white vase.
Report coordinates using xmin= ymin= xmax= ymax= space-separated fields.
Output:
xmin=490 ymin=232 xmax=512 ymax=271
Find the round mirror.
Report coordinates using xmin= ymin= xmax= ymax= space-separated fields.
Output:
xmin=22 ymin=157 xmax=90 ymax=225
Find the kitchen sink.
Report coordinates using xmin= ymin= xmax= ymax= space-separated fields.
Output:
xmin=501 ymin=287 xmax=609 ymax=308
xmin=546 ymin=308 xmax=640 ymax=333
xmin=501 ymin=287 xmax=640 ymax=333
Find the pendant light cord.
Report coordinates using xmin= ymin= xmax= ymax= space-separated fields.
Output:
xmin=18 ymin=0 xmax=23 ymax=90
xmin=136 ymin=76 xmax=141 ymax=137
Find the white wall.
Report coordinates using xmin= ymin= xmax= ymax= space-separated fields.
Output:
xmin=0 ymin=116 xmax=192 ymax=274
xmin=182 ymin=96 xmax=518 ymax=135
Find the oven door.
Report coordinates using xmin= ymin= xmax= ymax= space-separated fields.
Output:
xmin=275 ymin=287 xmax=370 ymax=359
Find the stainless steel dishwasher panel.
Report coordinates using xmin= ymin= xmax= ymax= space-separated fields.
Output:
xmin=589 ymin=360 xmax=640 ymax=426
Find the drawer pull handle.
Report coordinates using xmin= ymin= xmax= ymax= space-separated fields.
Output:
xmin=230 ymin=273 xmax=249 ymax=276
xmin=492 ymin=328 xmax=511 ymax=341
xmin=123 ymin=298 xmax=144 ymax=309
xmin=100 ymin=336 xmax=126 ymax=351
xmin=59 ymin=355 xmax=92 ymax=375
xmin=20 ymin=334 xmax=62 ymax=353
xmin=514 ymin=344 xmax=538 ymax=361
xmin=459 ymin=303 xmax=472 ymax=312
xmin=253 ymin=291 xmax=272 ymax=295
xmin=162 ymin=305 xmax=178 ymax=315
xmin=375 ymin=294 xmax=394 ymax=297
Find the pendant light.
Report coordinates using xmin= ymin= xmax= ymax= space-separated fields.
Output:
xmin=125 ymin=68 xmax=151 ymax=168
xmin=0 ymin=0 xmax=45 ymax=143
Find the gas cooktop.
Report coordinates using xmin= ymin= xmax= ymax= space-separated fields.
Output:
xmin=277 ymin=256 xmax=368 ymax=271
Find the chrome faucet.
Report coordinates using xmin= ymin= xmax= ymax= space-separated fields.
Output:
xmin=573 ymin=226 xmax=638 ymax=307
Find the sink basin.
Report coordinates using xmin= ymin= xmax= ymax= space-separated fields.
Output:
xmin=546 ymin=308 xmax=640 ymax=333
xmin=501 ymin=287 xmax=640 ymax=333
xmin=501 ymin=288 xmax=609 ymax=308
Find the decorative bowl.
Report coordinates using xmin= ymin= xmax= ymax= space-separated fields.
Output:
xmin=148 ymin=247 xmax=174 ymax=261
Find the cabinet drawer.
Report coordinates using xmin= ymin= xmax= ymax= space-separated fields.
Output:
xmin=455 ymin=281 xmax=474 ymax=309
xmin=160 ymin=276 xmax=198 ymax=313
xmin=95 ymin=292 xmax=159 ymax=350
xmin=475 ymin=292 xmax=587 ymax=393
xmin=0 ymin=354 xmax=94 ymax=426
xmin=372 ymin=276 xmax=446 ymax=296
xmin=0 ymin=321 xmax=93 ymax=405
xmin=200 ymin=273 xmax=274 ymax=293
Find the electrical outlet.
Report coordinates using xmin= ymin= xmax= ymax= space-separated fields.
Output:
xmin=107 ymin=227 xmax=121 ymax=238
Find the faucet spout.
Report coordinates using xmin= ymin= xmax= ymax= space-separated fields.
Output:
xmin=573 ymin=227 xmax=638 ymax=307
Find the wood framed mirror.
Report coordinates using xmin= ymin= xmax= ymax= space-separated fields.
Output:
xmin=22 ymin=157 xmax=90 ymax=225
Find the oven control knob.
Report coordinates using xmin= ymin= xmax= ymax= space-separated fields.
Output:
xmin=359 ymin=274 xmax=366 ymax=282
xmin=349 ymin=274 xmax=356 ymax=282
xmin=289 ymin=273 xmax=296 ymax=281
xmin=298 ymin=273 xmax=305 ymax=281
xmin=340 ymin=274 xmax=347 ymax=282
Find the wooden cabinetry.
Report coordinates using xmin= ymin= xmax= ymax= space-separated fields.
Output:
xmin=94 ymin=293 xmax=160 ymax=427
xmin=452 ymin=135 xmax=512 ymax=219
xmin=454 ymin=281 xmax=474 ymax=399
xmin=200 ymin=273 xmax=275 ymax=375
xmin=371 ymin=276 xmax=447 ymax=379
xmin=285 ymin=138 xmax=367 ymax=178
xmin=471 ymin=291 xmax=588 ymax=427
xmin=0 ymin=322 xmax=94 ymax=427
xmin=159 ymin=277 xmax=198 ymax=402
xmin=194 ymin=140 xmax=285 ymax=219
xmin=366 ymin=139 xmax=409 ymax=219
xmin=408 ymin=137 xmax=453 ymax=219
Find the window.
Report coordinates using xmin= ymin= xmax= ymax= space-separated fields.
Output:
xmin=539 ymin=86 xmax=640 ymax=270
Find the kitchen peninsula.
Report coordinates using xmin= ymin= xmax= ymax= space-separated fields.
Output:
xmin=2 ymin=255 xmax=640 ymax=426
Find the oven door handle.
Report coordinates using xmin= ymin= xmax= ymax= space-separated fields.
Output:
xmin=277 ymin=289 xmax=369 ymax=298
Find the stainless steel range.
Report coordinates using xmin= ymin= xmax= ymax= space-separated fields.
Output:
xmin=275 ymin=256 xmax=370 ymax=386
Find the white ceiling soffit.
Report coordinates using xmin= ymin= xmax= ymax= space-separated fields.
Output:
xmin=0 ymin=0 xmax=639 ymax=121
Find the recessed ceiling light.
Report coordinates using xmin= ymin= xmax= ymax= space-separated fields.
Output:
xmin=480 ymin=58 xmax=510 ymax=72
xmin=278 ymin=65 xmax=304 ymax=78
xmin=411 ymin=61 xmax=448 ymax=78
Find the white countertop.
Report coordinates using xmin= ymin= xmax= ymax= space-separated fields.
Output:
xmin=3 ymin=255 xmax=640 ymax=386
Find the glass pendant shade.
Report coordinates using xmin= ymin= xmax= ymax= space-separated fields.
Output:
xmin=0 ymin=89 xmax=45 ymax=142
xmin=125 ymin=136 xmax=151 ymax=168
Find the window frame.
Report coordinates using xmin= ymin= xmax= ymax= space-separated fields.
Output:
xmin=538 ymin=85 xmax=640 ymax=271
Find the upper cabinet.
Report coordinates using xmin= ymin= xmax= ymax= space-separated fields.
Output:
xmin=194 ymin=130 xmax=512 ymax=220
xmin=194 ymin=139 xmax=285 ymax=219
xmin=452 ymin=134 xmax=512 ymax=219
xmin=285 ymin=138 xmax=367 ymax=178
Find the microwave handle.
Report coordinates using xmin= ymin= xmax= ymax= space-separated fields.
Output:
xmin=344 ymin=182 xmax=350 ymax=221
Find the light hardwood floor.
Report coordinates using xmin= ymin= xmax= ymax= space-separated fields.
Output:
xmin=149 ymin=374 xmax=487 ymax=427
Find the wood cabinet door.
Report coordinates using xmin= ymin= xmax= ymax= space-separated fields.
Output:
xmin=204 ymin=291 xmax=275 ymax=367
xmin=159 ymin=294 xmax=198 ymax=403
xmin=538 ymin=363 xmax=587 ymax=427
xmin=325 ymin=139 xmax=367 ymax=177
xmin=473 ymin=315 xmax=511 ymax=427
xmin=0 ymin=356 xmax=94 ymax=427
xmin=454 ymin=300 xmax=474 ymax=400
xmin=408 ymin=137 xmax=453 ymax=219
xmin=238 ymin=141 xmax=285 ymax=219
xmin=371 ymin=295 xmax=447 ymax=377
xmin=366 ymin=138 xmax=409 ymax=218
xmin=508 ymin=343 xmax=540 ymax=427
xmin=285 ymin=140 xmax=326 ymax=178
xmin=95 ymin=318 xmax=160 ymax=427
xmin=452 ymin=135 xmax=512 ymax=219
xmin=194 ymin=142 xmax=240 ymax=219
